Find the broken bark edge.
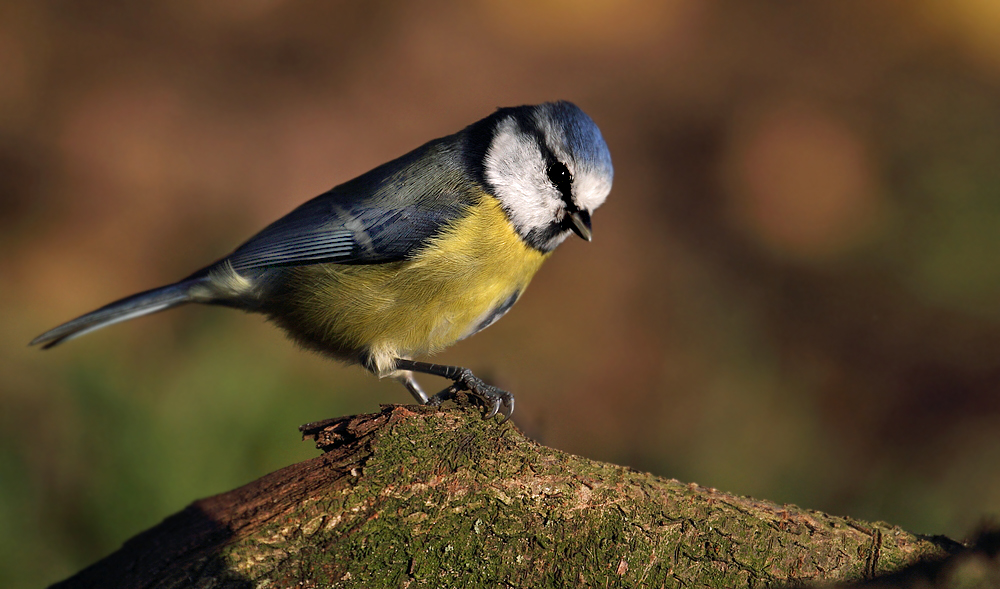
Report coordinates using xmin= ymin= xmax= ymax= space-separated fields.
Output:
xmin=52 ymin=403 xmax=977 ymax=589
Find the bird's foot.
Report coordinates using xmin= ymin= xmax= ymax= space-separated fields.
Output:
xmin=427 ymin=368 xmax=515 ymax=422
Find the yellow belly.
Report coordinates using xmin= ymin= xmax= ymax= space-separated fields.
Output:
xmin=276 ymin=194 xmax=548 ymax=375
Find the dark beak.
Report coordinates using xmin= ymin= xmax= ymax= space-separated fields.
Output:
xmin=568 ymin=209 xmax=592 ymax=241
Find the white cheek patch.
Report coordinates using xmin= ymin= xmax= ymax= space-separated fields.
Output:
xmin=484 ymin=117 xmax=563 ymax=235
xmin=574 ymin=169 xmax=612 ymax=212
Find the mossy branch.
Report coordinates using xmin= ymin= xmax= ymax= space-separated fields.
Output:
xmin=52 ymin=403 xmax=981 ymax=588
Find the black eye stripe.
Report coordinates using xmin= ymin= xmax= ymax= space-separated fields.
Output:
xmin=546 ymin=160 xmax=573 ymax=203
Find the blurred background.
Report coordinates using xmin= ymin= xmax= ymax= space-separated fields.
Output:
xmin=4 ymin=0 xmax=1000 ymax=585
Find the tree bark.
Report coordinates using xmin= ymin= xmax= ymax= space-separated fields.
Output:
xmin=52 ymin=403 xmax=965 ymax=588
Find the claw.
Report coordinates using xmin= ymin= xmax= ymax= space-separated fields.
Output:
xmin=498 ymin=394 xmax=515 ymax=424
xmin=425 ymin=371 xmax=515 ymax=422
xmin=393 ymin=359 xmax=518 ymax=421
xmin=484 ymin=396 xmax=501 ymax=420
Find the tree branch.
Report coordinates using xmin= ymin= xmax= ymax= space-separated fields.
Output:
xmin=52 ymin=403 xmax=963 ymax=588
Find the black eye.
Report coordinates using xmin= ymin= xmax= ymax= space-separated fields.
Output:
xmin=546 ymin=161 xmax=573 ymax=201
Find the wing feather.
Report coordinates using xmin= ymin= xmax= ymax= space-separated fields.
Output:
xmin=215 ymin=138 xmax=479 ymax=272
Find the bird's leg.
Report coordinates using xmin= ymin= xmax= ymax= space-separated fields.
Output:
xmin=393 ymin=359 xmax=515 ymax=422
xmin=395 ymin=371 xmax=430 ymax=404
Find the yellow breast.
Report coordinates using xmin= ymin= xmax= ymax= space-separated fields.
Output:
xmin=278 ymin=193 xmax=548 ymax=375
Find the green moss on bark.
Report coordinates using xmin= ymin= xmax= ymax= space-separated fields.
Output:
xmin=53 ymin=404 xmax=956 ymax=589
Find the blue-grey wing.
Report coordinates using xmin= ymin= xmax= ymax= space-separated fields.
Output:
xmin=225 ymin=196 xmax=463 ymax=270
xmin=219 ymin=137 xmax=475 ymax=271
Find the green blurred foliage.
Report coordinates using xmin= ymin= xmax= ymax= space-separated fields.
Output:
xmin=4 ymin=0 xmax=1000 ymax=586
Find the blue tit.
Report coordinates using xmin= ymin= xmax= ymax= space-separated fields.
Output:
xmin=31 ymin=101 xmax=614 ymax=420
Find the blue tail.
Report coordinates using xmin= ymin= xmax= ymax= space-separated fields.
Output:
xmin=30 ymin=280 xmax=200 ymax=349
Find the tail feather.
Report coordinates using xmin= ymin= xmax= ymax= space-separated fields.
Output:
xmin=30 ymin=280 xmax=200 ymax=349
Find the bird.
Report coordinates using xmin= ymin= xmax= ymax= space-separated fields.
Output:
xmin=30 ymin=101 xmax=614 ymax=421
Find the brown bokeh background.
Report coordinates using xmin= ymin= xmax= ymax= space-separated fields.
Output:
xmin=5 ymin=1 xmax=1000 ymax=586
